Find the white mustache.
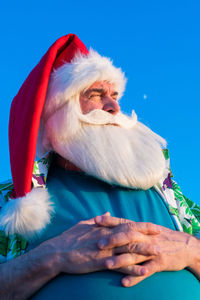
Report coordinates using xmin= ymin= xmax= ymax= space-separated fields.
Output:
xmin=77 ymin=109 xmax=137 ymax=129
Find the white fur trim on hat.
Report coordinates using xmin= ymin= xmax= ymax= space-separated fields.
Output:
xmin=43 ymin=49 xmax=127 ymax=121
xmin=0 ymin=188 xmax=54 ymax=241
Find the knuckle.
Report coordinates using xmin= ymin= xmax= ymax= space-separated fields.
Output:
xmin=134 ymin=265 xmax=143 ymax=275
xmin=125 ymin=265 xmax=134 ymax=272
xmin=101 ymin=215 xmax=109 ymax=223
xmin=109 ymin=234 xmax=118 ymax=245
xmin=147 ymin=244 xmax=154 ymax=253
xmin=119 ymin=217 xmax=126 ymax=224
xmin=144 ymin=241 xmax=158 ymax=255
xmin=149 ymin=222 xmax=160 ymax=231
xmin=128 ymin=222 xmax=135 ymax=228
xmin=110 ymin=232 xmax=125 ymax=245
xmin=128 ymin=243 xmax=137 ymax=253
xmin=146 ymin=222 xmax=155 ymax=230
xmin=126 ymin=222 xmax=136 ymax=231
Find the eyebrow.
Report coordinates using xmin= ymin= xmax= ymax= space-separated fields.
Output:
xmin=86 ymin=88 xmax=118 ymax=96
xmin=112 ymin=91 xmax=119 ymax=96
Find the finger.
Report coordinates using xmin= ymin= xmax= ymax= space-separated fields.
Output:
xmin=142 ymin=259 xmax=162 ymax=273
xmin=114 ymin=242 xmax=160 ymax=256
xmin=121 ymin=260 xmax=160 ymax=287
xmin=95 ymin=215 xmax=133 ymax=227
xmin=122 ymin=274 xmax=150 ymax=287
xmin=79 ymin=219 xmax=95 ymax=225
xmin=118 ymin=265 xmax=148 ymax=276
xmin=105 ymin=253 xmax=153 ymax=269
xmin=95 ymin=216 xmax=161 ymax=235
xmin=98 ymin=231 xmax=146 ymax=249
xmin=85 ymin=256 xmax=114 ymax=273
xmin=126 ymin=222 xmax=161 ymax=235
xmin=79 ymin=212 xmax=111 ymax=225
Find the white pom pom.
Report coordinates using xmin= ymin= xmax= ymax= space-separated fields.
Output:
xmin=0 ymin=188 xmax=54 ymax=241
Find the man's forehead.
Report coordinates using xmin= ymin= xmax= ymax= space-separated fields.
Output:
xmin=84 ymin=81 xmax=117 ymax=94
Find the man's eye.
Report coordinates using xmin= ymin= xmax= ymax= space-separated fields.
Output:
xmin=89 ymin=94 xmax=101 ymax=99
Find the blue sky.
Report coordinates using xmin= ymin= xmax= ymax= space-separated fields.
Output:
xmin=0 ymin=0 xmax=200 ymax=204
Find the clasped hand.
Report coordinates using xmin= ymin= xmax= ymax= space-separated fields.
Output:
xmin=49 ymin=213 xmax=198 ymax=287
xmin=95 ymin=214 xmax=198 ymax=286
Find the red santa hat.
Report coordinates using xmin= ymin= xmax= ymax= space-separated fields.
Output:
xmin=0 ymin=34 xmax=126 ymax=240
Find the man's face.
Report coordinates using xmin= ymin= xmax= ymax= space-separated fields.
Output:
xmin=43 ymin=79 xmax=166 ymax=189
xmin=79 ymin=81 xmax=120 ymax=115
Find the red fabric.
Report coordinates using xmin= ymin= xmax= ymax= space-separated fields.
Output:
xmin=9 ymin=34 xmax=89 ymax=197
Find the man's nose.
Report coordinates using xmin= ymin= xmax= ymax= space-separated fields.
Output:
xmin=102 ymin=97 xmax=120 ymax=115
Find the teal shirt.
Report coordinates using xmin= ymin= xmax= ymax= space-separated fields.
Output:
xmin=31 ymin=165 xmax=200 ymax=299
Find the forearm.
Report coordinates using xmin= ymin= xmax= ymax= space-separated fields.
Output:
xmin=188 ymin=236 xmax=200 ymax=280
xmin=0 ymin=241 xmax=60 ymax=300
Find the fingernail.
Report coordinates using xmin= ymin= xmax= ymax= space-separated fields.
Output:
xmin=106 ymin=259 xmax=114 ymax=268
xmin=95 ymin=216 xmax=102 ymax=223
xmin=98 ymin=239 xmax=107 ymax=248
xmin=122 ymin=279 xmax=130 ymax=287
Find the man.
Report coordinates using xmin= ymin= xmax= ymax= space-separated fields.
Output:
xmin=0 ymin=34 xmax=200 ymax=299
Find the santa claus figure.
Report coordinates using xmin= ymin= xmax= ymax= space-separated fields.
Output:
xmin=0 ymin=34 xmax=200 ymax=299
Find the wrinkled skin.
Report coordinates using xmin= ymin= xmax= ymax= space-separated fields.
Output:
xmin=1 ymin=214 xmax=199 ymax=299
xmin=50 ymin=213 xmax=160 ymax=276
xmin=94 ymin=215 xmax=200 ymax=286
xmin=45 ymin=213 xmax=200 ymax=288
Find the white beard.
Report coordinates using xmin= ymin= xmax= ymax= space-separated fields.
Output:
xmin=39 ymin=95 xmax=167 ymax=190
